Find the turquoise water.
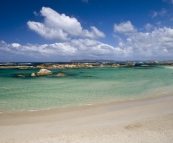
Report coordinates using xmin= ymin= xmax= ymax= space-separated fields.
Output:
xmin=0 ymin=66 xmax=173 ymax=112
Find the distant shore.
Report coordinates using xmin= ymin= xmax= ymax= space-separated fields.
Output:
xmin=0 ymin=94 xmax=173 ymax=143
xmin=0 ymin=60 xmax=173 ymax=69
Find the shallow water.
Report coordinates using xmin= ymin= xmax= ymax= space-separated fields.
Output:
xmin=0 ymin=66 xmax=173 ymax=112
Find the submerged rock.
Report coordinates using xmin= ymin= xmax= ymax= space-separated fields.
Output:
xmin=31 ymin=73 xmax=36 ymax=77
xmin=56 ymin=73 xmax=66 ymax=77
xmin=17 ymin=74 xmax=25 ymax=77
xmin=36 ymin=69 xmax=52 ymax=76
xmin=141 ymin=64 xmax=149 ymax=67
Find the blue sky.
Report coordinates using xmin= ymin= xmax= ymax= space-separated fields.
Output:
xmin=0 ymin=0 xmax=173 ymax=62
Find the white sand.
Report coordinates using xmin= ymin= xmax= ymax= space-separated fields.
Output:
xmin=0 ymin=95 xmax=173 ymax=143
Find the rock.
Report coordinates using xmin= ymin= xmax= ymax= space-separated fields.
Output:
xmin=17 ymin=74 xmax=25 ymax=77
xmin=36 ymin=69 xmax=52 ymax=76
xmin=31 ymin=73 xmax=36 ymax=77
xmin=18 ymin=66 xmax=30 ymax=69
xmin=125 ymin=62 xmax=135 ymax=67
xmin=86 ymin=64 xmax=93 ymax=68
xmin=112 ymin=64 xmax=120 ymax=68
xmin=141 ymin=64 xmax=149 ymax=67
xmin=99 ymin=64 xmax=104 ymax=68
xmin=56 ymin=73 xmax=66 ymax=77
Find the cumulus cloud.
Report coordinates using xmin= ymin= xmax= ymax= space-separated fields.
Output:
xmin=11 ymin=43 xmax=21 ymax=48
xmin=1 ymin=25 xmax=173 ymax=62
xmin=1 ymin=20 xmax=173 ymax=61
xmin=0 ymin=39 xmax=123 ymax=61
xmin=113 ymin=21 xmax=173 ymax=60
xmin=114 ymin=21 xmax=136 ymax=34
xmin=27 ymin=7 xmax=105 ymax=41
xmin=123 ymin=28 xmax=173 ymax=58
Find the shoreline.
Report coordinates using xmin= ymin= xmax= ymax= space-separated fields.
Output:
xmin=0 ymin=92 xmax=172 ymax=115
xmin=0 ymin=94 xmax=173 ymax=142
xmin=0 ymin=89 xmax=172 ymax=114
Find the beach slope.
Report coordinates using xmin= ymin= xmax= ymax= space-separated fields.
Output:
xmin=0 ymin=95 xmax=173 ymax=143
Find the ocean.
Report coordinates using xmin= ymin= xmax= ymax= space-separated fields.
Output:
xmin=0 ymin=66 xmax=173 ymax=112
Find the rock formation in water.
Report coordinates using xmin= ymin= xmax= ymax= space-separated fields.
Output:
xmin=31 ymin=73 xmax=36 ymax=77
xmin=56 ymin=73 xmax=66 ymax=77
xmin=36 ymin=69 xmax=52 ymax=76
xmin=17 ymin=74 xmax=25 ymax=77
xmin=112 ymin=64 xmax=120 ymax=68
xmin=35 ymin=63 xmax=93 ymax=69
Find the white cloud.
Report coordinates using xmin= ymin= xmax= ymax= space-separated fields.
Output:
xmin=27 ymin=7 xmax=105 ymax=41
xmin=0 ymin=39 xmax=124 ymax=61
xmin=114 ymin=21 xmax=136 ymax=34
xmin=157 ymin=21 xmax=162 ymax=26
xmin=152 ymin=9 xmax=167 ymax=18
xmin=145 ymin=23 xmax=154 ymax=31
xmin=113 ymin=21 xmax=173 ymax=60
xmin=83 ymin=26 xmax=105 ymax=38
xmin=1 ymin=25 xmax=173 ymax=61
xmin=27 ymin=21 xmax=69 ymax=40
xmin=127 ymin=38 xmax=132 ymax=42
xmin=11 ymin=43 xmax=21 ymax=48
xmin=1 ymin=21 xmax=173 ymax=61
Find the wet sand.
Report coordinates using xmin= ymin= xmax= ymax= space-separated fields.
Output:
xmin=0 ymin=94 xmax=173 ymax=143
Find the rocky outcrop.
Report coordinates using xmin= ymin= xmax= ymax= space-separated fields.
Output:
xmin=31 ymin=73 xmax=36 ymax=77
xmin=99 ymin=64 xmax=104 ymax=68
xmin=112 ymin=64 xmax=120 ymax=68
xmin=36 ymin=69 xmax=52 ymax=76
xmin=125 ymin=62 xmax=135 ymax=67
xmin=56 ymin=73 xmax=66 ymax=77
xmin=35 ymin=63 xmax=93 ymax=69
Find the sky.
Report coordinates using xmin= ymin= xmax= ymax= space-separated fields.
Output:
xmin=0 ymin=0 xmax=173 ymax=62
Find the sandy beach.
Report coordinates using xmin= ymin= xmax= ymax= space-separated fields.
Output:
xmin=0 ymin=94 xmax=173 ymax=143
